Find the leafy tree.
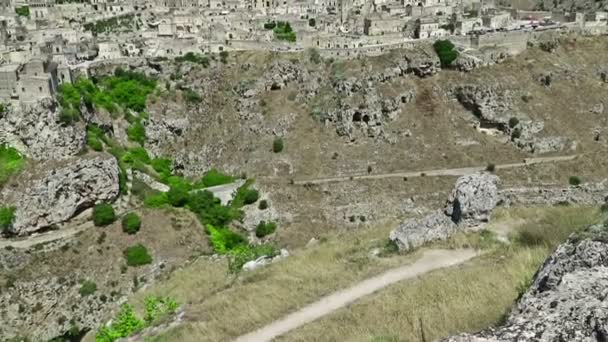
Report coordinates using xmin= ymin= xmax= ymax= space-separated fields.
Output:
xmin=15 ymin=6 xmax=29 ymax=17
xmin=124 ymin=244 xmax=152 ymax=266
xmin=273 ymin=22 xmax=296 ymax=42
xmin=95 ymin=304 xmax=145 ymax=342
xmin=126 ymin=121 xmax=146 ymax=146
xmin=122 ymin=213 xmax=142 ymax=234
xmin=569 ymin=176 xmax=582 ymax=186
xmin=93 ymin=203 xmax=116 ymax=226
xmin=219 ymin=51 xmax=229 ymax=64
xmin=0 ymin=207 xmax=16 ymax=232
xmin=508 ymin=117 xmax=520 ymax=128
xmin=258 ymin=199 xmax=269 ymax=210
xmin=255 ymin=221 xmax=277 ymax=238
xmin=433 ymin=40 xmax=458 ymax=67
xmin=273 ymin=137 xmax=284 ymax=153
xmin=206 ymin=224 xmax=247 ymax=254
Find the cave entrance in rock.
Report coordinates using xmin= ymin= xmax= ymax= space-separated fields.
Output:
xmin=353 ymin=111 xmax=362 ymax=122
xmin=362 ymin=114 xmax=370 ymax=123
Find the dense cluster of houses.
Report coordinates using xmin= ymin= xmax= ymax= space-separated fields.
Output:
xmin=0 ymin=0 xmax=606 ymax=102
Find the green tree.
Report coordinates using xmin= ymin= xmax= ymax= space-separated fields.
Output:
xmin=124 ymin=244 xmax=152 ymax=266
xmin=433 ymin=40 xmax=458 ymax=67
xmin=122 ymin=213 xmax=142 ymax=234
xmin=93 ymin=203 xmax=116 ymax=226
xmin=0 ymin=207 xmax=16 ymax=232
xmin=255 ymin=221 xmax=277 ymax=238
xmin=273 ymin=137 xmax=284 ymax=153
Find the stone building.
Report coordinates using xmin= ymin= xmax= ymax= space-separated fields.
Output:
xmin=0 ymin=58 xmax=58 ymax=102
xmin=363 ymin=12 xmax=405 ymax=35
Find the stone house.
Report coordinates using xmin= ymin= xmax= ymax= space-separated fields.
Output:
xmin=415 ymin=17 xmax=444 ymax=38
xmin=363 ymin=13 xmax=405 ymax=35
xmin=0 ymin=58 xmax=58 ymax=102
xmin=482 ymin=12 xmax=510 ymax=29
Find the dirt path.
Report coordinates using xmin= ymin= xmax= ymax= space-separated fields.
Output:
xmin=293 ymin=155 xmax=578 ymax=185
xmin=0 ymin=220 xmax=93 ymax=249
xmin=234 ymin=248 xmax=477 ymax=342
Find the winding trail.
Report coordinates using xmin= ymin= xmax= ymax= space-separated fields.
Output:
xmin=292 ymin=155 xmax=578 ymax=185
xmin=234 ymin=248 xmax=477 ymax=342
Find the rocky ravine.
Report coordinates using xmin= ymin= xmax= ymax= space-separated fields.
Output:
xmin=0 ymin=154 xmax=120 ymax=235
xmin=446 ymin=223 xmax=608 ymax=342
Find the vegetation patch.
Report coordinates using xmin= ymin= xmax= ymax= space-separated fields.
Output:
xmin=255 ymin=221 xmax=277 ymax=238
xmin=15 ymin=6 xmax=29 ymax=17
xmin=272 ymin=137 xmax=284 ymax=153
xmin=124 ymin=244 xmax=153 ymax=267
xmin=199 ymin=169 xmax=234 ymax=188
xmin=433 ymin=40 xmax=458 ymax=67
xmin=273 ymin=22 xmax=296 ymax=42
xmin=175 ymin=52 xmax=210 ymax=67
xmin=79 ymin=280 xmax=97 ymax=297
xmin=206 ymin=224 xmax=247 ymax=254
xmin=122 ymin=213 xmax=142 ymax=234
xmin=569 ymin=176 xmax=582 ymax=186
xmin=0 ymin=144 xmax=25 ymax=187
xmin=96 ymin=296 xmax=178 ymax=342
xmin=84 ymin=14 xmax=135 ymax=35
xmin=93 ymin=203 xmax=116 ymax=227
xmin=0 ymin=207 xmax=16 ymax=233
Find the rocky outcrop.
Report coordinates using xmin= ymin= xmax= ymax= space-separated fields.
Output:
xmin=445 ymin=172 xmax=500 ymax=226
xmin=454 ymin=50 xmax=509 ymax=72
xmin=390 ymin=172 xmax=499 ymax=252
xmin=1 ymin=155 xmax=120 ymax=235
xmin=0 ymin=99 xmax=86 ymax=160
xmin=445 ymin=224 xmax=608 ymax=342
xmin=404 ymin=48 xmax=440 ymax=77
xmin=389 ymin=210 xmax=457 ymax=251
xmin=453 ymin=85 xmax=567 ymax=153
xmin=499 ymin=180 xmax=608 ymax=207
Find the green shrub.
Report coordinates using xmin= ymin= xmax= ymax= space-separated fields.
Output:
xmin=151 ymin=158 xmax=172 ymax=180
xmin=255 ymin=221 xmax=277 ymax=238
xmin=219 ymin=51 xmax=229 ymax=64
xmin=0 ymin=103 xmax=5 ymax=114
xmin=308 ymin=18 xmax=316 ymax=27
xmin=144 ymin=192 xmax=169 ymax=208
xmin=0 ymin=207 xmax=16 ymax=232
xmin=486 ymin=163 xmax=496 ymax=172
xmin=124 ymin=244 xmax=152 ymax=266
xmin=243 ymin=188 xmax=259 ymax=205
xmin=433 ymin=40 xmax=458 ymax=67
xmin=273 ymin=22 xmax=296 ymax=42
xmin=143 ymin=296 xmax=179 ymax=324
xmin=200 ymin=169 xmax=234 ymax=187
xmin=95 ymin=304 xmax=145 ymax=342
xmin=227 ymin=244 xmax=277 ymax=273
xmin=126 ymin=121 xmax=146 ymax=146
xmin=79 ymin=280 xmax=97 ymax=297
xmin=93 ymin=203 xmax=116 ymax=226
xmin=122 ymin=147 xmax=150 ymax=166
xmin=508 ymin=117 xmax=520 ymax=128
xmin=511 ymin=128 xmax=522 ymax=140
xmin=86 ymin=125 xmax=104 ymax=151
xmin=206 ymin=224 xmax=247 ymax=254
xmin=258 ymin=199 xmax=269 ymax=210
xmin=0 ymin=144 xmax=25 ymax=187
xmin=15 ymin=6 xmax=29 ymax=17
xmin=184 ymin=89 xmax=202 ymax=103
xmin=569 ymin=176 xmax=582 ymax=186
xmin=122 ymin=213 xmax=141 ymax=234
xmin=273 ymin=137 xmax=284 ymax=153
xmin=175 ymin=52 xmax=209 ymax=67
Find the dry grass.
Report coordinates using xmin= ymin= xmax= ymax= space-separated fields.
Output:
xmin=275 ymin=206 xmax=601 ymax=342
xmin=138 ymin=206 xmax=600 ymax=342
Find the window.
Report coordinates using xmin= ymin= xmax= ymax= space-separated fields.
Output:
xmin=39 ymin=86 xmax=43 ymax=92
xmin=21 ymin=87 xmax=25 ymax=92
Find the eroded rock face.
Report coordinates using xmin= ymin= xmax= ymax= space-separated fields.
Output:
xmin=389 ymin=210 xmax=457 ymax=252
xmin=454 ymin=50 xmax=509 ymax=72
xmin=499 ymin=180 xmax=608 ymax=207
xmin=390 ymin=172 xmax=499 ymax=252
xmin=445 ymin=172 xmax=500 ymax=226
xmin=0 ymin=99 xmax=86 ymax=160
xmin=2 ymin=155 xmax=120 ymax=235
xmin=445 ymin=226 xmax=608 ymax=342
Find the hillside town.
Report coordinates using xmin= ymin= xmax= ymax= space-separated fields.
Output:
xmin=0 ymin=0 xmax=607 ymax=103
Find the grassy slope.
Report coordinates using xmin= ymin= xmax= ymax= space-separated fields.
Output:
xmin=138 ymin=206 xmax=601 ymax=342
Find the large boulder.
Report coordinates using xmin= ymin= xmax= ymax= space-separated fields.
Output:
xmin=445 ymin=225 xmax=608 ymax=342
xmin=389 ymin=210 xmax=457 ymax=252
xmin=2 ymin=155 xmax=120 ymax=235
xmin=444 ymin=172 xmax=500 ymax=226
xmin=389 ymin=172 xmax=499 ymax=252
xmin=0 ymin=99 xmax=86 ymax=161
